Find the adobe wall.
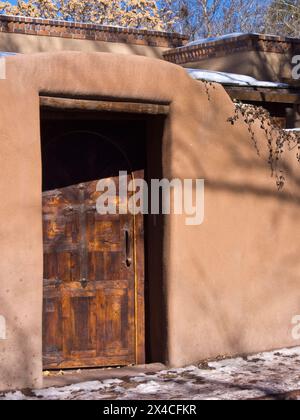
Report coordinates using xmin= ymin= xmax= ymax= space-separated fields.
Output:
xmin=0 ymin=15 xmax=187 ymax=58
xmin=0 ymin=31 xmax=167 ymax=57
xmin=176 ymin=51 xmax=294 ymax=83
xmin=163 ymin=33 xmax=300 ymax=82
xmin=0 ymin=51 xmax=300 ymax=391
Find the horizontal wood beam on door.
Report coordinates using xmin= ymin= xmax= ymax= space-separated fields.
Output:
xmin=40 ymin=96 xmax=170 ymax=115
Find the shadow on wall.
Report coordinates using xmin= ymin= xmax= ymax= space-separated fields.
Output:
xmin=180 ymin=81 xmax=300 ymax=203
xmin=184 ymin=49 xmax=295 ymax=83
xmin=253 ymin=50 xmax=293 ymax=83
xmin=0 ymin=33 xmax=164 ymax=60
xmin=171 ymin=80 xmax=300 ymax=359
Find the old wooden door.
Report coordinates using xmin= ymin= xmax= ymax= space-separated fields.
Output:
xmin=42 ymin=173 xmax=145 ymax=369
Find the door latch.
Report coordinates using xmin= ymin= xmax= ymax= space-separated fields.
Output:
xmin=125 ymin=229 xmax=132 ymax=267
xmin=80 ymin=278 xmax=88 ymax=288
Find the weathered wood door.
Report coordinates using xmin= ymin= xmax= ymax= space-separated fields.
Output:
xmin=42 ymin=173 xmax=145 ymax=369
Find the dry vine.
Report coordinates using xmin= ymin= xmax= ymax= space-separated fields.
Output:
xmin=203 ymin=81 xmax=216 ymax=101
xmin=228 ymin=101 xmax=300 ymax=190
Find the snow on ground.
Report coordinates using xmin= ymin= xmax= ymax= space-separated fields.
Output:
xmin=2 ymin=348 xmax=300 ymax=400
xmin=187 ymin=68 xmax=289 ymax=88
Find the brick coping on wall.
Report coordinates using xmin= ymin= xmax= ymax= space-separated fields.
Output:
xmin=0 ymin=14 xmax=188 ymax=48
xmin=163 ymin=33 xmax=300 ymax=65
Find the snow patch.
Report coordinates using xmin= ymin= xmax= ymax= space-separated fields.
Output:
xmin=186 ymin=33 xmax=247 ymax=46
xmin=187 ymin=68 xmax=289 ymax=88
xmin=0 ymin=52 xmax=17 ymax=57
xmin=33 ymin=379 xmax=124 ymax=400
xmin=2 ymin=391 xmax=27 ymax=401
xmin=133 ymin=381 xmax=162 ymax=394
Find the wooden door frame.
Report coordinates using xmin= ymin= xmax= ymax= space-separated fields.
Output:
xmin=40 ymin=95 xmax=169 ymax=367
xmin=132 ymin=172 xmax=145 ymax=365
xmin=40 ymin=96 xmax=170 ymax=116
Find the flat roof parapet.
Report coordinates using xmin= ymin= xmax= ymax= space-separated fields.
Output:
xmin=0 ymin=14 xmax=188 ymax=48
xmin=163 ymin=33 xmax=300 ymax=65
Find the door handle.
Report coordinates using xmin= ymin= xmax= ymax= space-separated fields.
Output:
xmin=125 ymin=229 xmax=132 ymax=267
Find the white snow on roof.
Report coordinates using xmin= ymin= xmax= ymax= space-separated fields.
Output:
xmin=186 ymin=32 xmax=247 ymax=47
xmin=0 ymin=52 xmax=17 ymax=57
xmin=187 ymin=68 xmax=289 ymax=88
xmin=185 ymin=32 xmax=292 ymax=47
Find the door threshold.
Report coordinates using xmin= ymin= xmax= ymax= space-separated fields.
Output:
xmin=43 ymin=363 xmax=166 ymax=388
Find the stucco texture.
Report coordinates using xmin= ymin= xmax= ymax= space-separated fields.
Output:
xmin=0 ymin=32 xmax=166 ymax=59
xmin=181 ymin=50 xmax=294 ymax=82
xmin=0 ymin=51 xmax=300 ymax=391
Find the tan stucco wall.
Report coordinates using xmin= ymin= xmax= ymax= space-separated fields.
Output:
xmin=0 ymin=51 xmax=300 ymax=391
xmin=182 ymin=50 xmax=293 ymax=82
xmin=0 ymin=32 xmax=167 ymax=58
